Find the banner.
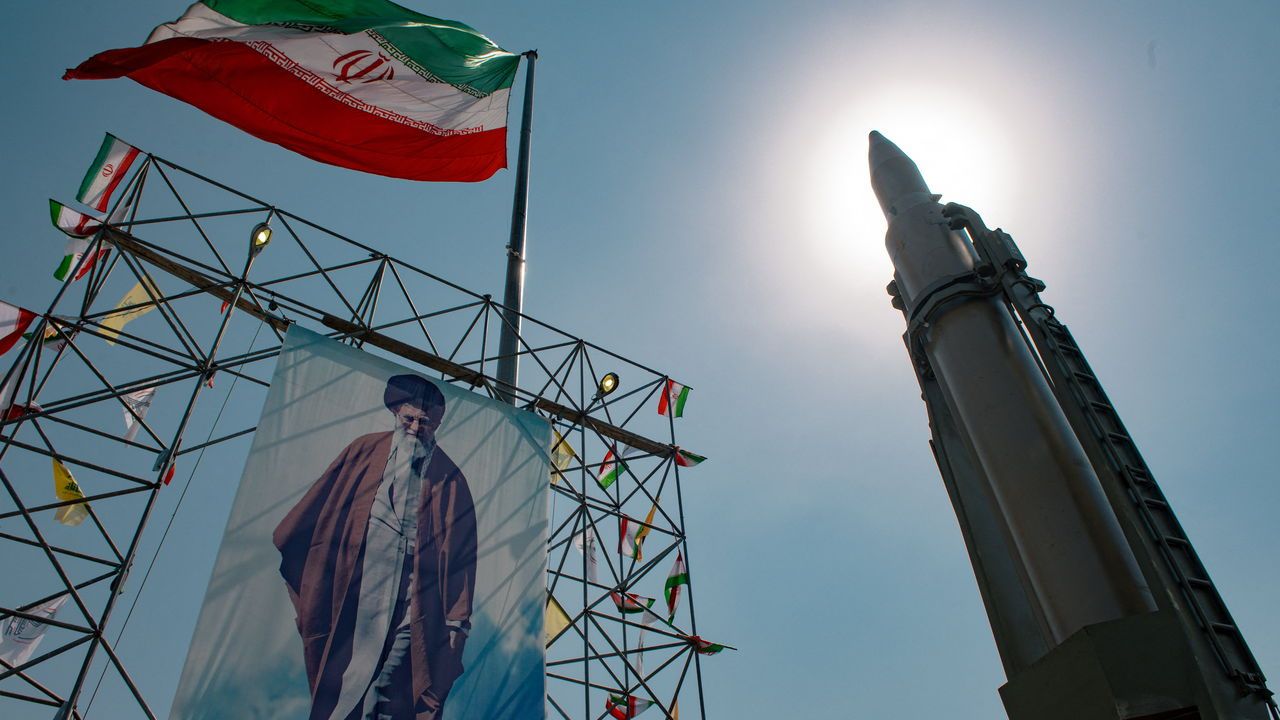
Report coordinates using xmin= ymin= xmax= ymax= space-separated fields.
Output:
xmin=171 ymin=326 xmax=548 ymax=719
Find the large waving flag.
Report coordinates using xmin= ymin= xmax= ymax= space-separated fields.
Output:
xmin=65 ymin=1 xmax=520 ymax=182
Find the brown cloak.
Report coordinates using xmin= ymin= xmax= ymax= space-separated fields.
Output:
xmin=273 ymin=431 xmax=477 ymax=720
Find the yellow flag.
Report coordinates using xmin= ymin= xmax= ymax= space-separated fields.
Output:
xmin=550 ymin=429 xmax=577 ymax=485
xmin=52 ymin=459 xmax=89 ymax=526
xmin=100 ymin=276 xmax=160 ymax=345
xmin=546 ymin=593 xmax=571 ymax=646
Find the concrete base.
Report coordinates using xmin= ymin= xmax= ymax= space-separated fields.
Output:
xmin=1000 ymin=610 xmax=1210 ymax=720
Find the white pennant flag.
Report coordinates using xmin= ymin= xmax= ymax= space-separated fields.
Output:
xmin=0 ymin=594 xmax=68 ymax=667
xmin=121 ymin=387 xmax=156 ymax=442
xmin=573 ymin=528 xmax=599 ymax=584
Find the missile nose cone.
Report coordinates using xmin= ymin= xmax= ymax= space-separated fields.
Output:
xmin=868 ymin=130 xmax=934 ymax=221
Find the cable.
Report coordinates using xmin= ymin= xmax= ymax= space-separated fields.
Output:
xmin=82 ymin=318 xmax=265 ymax=716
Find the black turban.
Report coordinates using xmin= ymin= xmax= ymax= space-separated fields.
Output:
xmin=383 ymin=374 xmax=446 ymax=424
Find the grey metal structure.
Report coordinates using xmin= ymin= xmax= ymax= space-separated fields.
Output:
xmin=0 ymin=146 xmax=711 ymax=719
xmin=871 ymin=130 xmax=1277 ymax=720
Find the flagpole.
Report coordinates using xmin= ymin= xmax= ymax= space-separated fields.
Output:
xmin=496 ymin=50 xmax=537 ymax=404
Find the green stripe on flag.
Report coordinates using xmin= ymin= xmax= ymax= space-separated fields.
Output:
xmin=53 ymin=255 xmax=75 ymax=282
xmin=202 ymin=0 xmax=519 ymax=95
xmin=665 ymin=572 xmax=689 ymax=595
xmin=673 ymin=386 xmax=690 ymax=416
xmin=78 ymin=136 xmax=115 ymax=202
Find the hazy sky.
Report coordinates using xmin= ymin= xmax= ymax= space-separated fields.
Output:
xmin=3 ymin=1 xmax=1279 ymax=718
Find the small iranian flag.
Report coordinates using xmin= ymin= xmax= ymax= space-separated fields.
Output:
xmin=665 ymin=552 xmax=689 ymax=619
xmin=0 ymin=594 xmax=69 ymax=667
xmin=0 ymin=302 xmax=38 ymax=357
xmin=619 ymin=501 xmax=658 ymax=560
xmin=0 ymin=373 xmax=41 ymax=422
xmin=54 ymin=236 xmax=112 ymax=283
xmin=122 ymin=387 xmax=157 ymax=442
xmin=674 ymin=448 xmax=706 ymax=467
xmin=49 ymin=199 xmax=103 ymax=238
xmin=52 ymin=459 xmax=90 ymax=526
xmin=609 ymin=591 xmax=656 ymax=615
xmin=606 ymin=694 xmax=655 ymax=719
xmin=67 ymin=1 xmax=520 ymax=182
xmin=598 ymin=446 xmax=627 ymax=490
xmin=682 ymin=634 xmax=734 ymax=655
xmin=657 ymin=378 xmax=690 ymax=418
xmin=77 ymin=134 xmax=142 ymax=213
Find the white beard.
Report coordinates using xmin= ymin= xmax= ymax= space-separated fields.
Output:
xmin=392 ymin=427 xmax=429 ymax=462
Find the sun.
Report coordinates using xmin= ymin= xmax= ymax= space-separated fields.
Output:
xmin=800 ymin=84 xmax=1017 ymax=283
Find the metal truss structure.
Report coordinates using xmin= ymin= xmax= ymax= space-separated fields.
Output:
xmin=0 ymin=149 xmax=713 ymax=719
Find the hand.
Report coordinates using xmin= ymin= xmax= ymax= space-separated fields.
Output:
xmin=449 ymin=629 xmax=460 ymax=649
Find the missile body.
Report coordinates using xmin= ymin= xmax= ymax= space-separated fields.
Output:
xmin=870 ymin=132 xmax=1155 ymax=663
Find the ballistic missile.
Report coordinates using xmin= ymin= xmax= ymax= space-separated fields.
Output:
xmin=869 ymin=131 xmax=1279 ymax=720
xmin=869 ymin=130 xmax=1156 ymax=661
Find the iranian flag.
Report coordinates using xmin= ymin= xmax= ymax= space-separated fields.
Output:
xmin=606 ymin=694 xmax=655 ymax=719
xmin=598 ymin=446 xmax=627 ymax=490
xmin=665 ymin=552 xmax=688 ymax=619
xmin=657 ymin=378 xmax=690 ymax=418
xmin=0 ymin=302 xmax=38 ymax=357
xmin=65 ymin=1 xmax=520 ymax=182
xmin=682 ymin=634 xmax=734 ymax=655
xmin=609 ymin=591 xmax=656 ymax=615
xmin=78 ymin=134 xmax=141 ymax=212
xmin=674 ymin=447 xmax=705 ymax=467
xmin=619 ymin=501 xmax=658 ymax=560
xmin=49 ymin=200 xmax=103 ymax=239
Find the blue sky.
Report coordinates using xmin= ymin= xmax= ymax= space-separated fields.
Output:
xmin=2 ymin=1 xmax=1279 ymax=718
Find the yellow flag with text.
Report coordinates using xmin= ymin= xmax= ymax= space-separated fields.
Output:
xmin=550 ymin=429 xmax=577 ymax=485
xmin=100 ymin=276 xmax=160 ymax=344
xmin=52 ymin=459 xmax=89 ymax=526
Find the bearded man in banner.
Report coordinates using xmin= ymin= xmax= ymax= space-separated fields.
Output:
xmin=273 ymin=374 xmax=478 ymax=720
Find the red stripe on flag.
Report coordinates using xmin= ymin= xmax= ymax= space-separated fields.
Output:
xmin=74 ymin=248 xmax=111 ymax=281
xmin=0 ymin=309 xmax=37 ymax=356
xmin=66 ymin=39 xmax=507 ymax=182
xmin=93 ymin=146 xmax=141 ymax=212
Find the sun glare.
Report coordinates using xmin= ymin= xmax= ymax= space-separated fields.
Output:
xmin=802 ymin=84 xmax=1017 ymax=283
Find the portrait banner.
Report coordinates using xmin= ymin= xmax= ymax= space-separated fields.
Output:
xmin=171 ymin=326 xmax=549 ymax=719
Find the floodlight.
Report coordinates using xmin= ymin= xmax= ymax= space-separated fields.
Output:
xmin=598 ymin=372 xmax=619 ymax=397
xmin=249 ymin=222 xmax=273 ymax=256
